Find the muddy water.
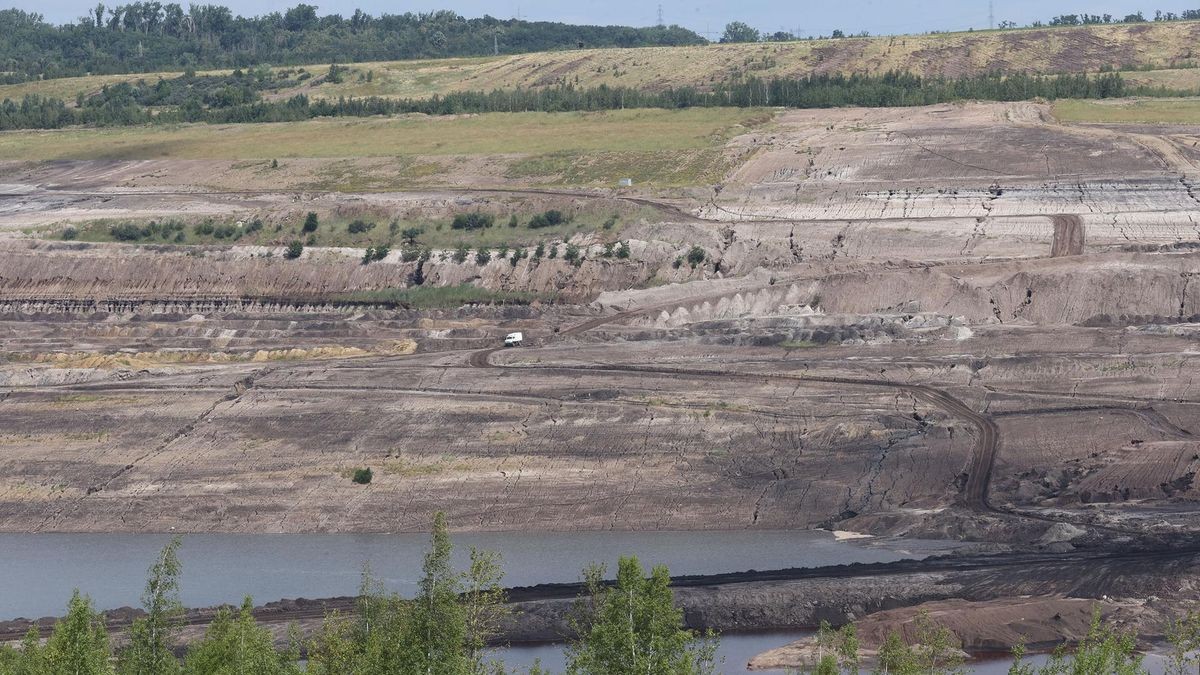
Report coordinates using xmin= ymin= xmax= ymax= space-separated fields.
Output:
xmin=0 ymin=530 xmax=951 ymax=620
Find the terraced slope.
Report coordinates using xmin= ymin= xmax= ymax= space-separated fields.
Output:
xmin=6 ymin=20 xmax=1200 ymax=105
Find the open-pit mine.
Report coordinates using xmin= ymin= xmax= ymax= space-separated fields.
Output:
xmin=2 ymin=99 xmax=1199 ymax=669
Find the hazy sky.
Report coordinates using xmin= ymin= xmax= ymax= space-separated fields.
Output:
xmin=12 ymin=0 xmax=1185 ymax=38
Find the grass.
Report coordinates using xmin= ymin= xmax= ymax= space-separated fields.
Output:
xmin=51 ymin=204 xmax=648 ymax=249
xmin=0 ymin=108 xmax=761 ymax=161
xmin=1053 ymin=98 xmax=1200 ymax=123
xmin=14 ymin=21 xmax=1200 ymax=105
xmin=334 ymin=284 xmax=553 ymax=308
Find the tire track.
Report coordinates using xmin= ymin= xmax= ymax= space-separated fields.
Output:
xmin=470 ymin=311 xmax=1001 ymax=514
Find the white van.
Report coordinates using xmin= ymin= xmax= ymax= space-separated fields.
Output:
xmin=503 ymin=332 xmax=524 ymax=347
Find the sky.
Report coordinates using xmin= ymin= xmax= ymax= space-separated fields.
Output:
xmin=10 ymin=0 xmax=1190 ymax=38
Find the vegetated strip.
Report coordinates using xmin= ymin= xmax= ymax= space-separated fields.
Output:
xmin=332 ymin=285 xmax=555 ymax=309
xmin=0 ymin=70 xmax=1168 ymax=132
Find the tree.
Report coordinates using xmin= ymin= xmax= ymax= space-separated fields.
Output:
xmin=182 ymin=597 xmax=300 ymax=675
xmin=566 ymin=556 xmax=718 ymax=674
xmin=38 ymin=591 xmax=114 ymax=675
xmin=400 ymin=227 xmax=423 ymax=245
xmin=302 ymin=212 xmax=319 ymax=233
xmin=720 ymin=21 xmax=760 ymax=43
xmin=1166 ymin=610 xmax=1200 ymax=675
xmin=876 ymin=630 xmax=918 ymax=675
xmin=1009 ymin=608 xmax=1144 ymax=675
xmin=395 ymin=512 xmax=470 ymax=674
xmin=463 ymin=548 xmax=508 ymax=672
xmin=119 ymin=537 xmax=184 ymax=675
xmin=284 ymin=240 xmax=304 ymax=259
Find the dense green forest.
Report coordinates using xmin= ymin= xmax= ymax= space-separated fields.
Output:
xmin=0 ymin=5 xmax=703 ymax=81
xmin=2 ymin=516 xmax=1198 ymax=674
xmin=0 ymin=70 xmax=1153 ymax=131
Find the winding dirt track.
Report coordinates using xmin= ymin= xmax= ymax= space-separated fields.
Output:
xmin=470 ymin=309 xmax=1001 ymax=513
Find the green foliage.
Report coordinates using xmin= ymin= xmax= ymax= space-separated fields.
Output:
xmin=29 ymin=591 xmax=115 ymax=675
xmin=508 ymin=214 xmax=519 ymax=228
xmin=352 ymin=468 xmax=374 ymax=484
xmin=306 ymin=512 xmax=507 ymax=675
xmin=686 ymin=245 xmax=706 ymax=268
xmin=119 ymin=537 xmax=184 ymax=675
xmin=566 ymin=556 xmax=718 ymax=674
xmin=1166 ymin=610 xmax=1200 ymax=675
xmin=182 ymin=597 xmax=300 ymax=675
xmin=527 ymin=209 xmax=569 ymax=229
xmin=0 ymin=9 xmax=705 ymax=85
xmin=348 ymin=219 xmax=377 ymax=234
xmin=335 ymin=285 xmax=549 ymax=309
xmin=452 ymin=212 xmax=495 ymax=231
xmin=533 ymin=242 xmax=546 ymax=260
xmin=1023 ymin=608 xmax=1144 ymax=675
xmin=284 ymin=240 xmax=304 ymax=259
xmin=615 ymin=241 xmax=631 ymax=259
xmin=564 ymin=243 xmax=582 ymax=266
xmin=400 ymin=227 xmax=424 ymax=245
xmin=475 ymin=249 xmax=492 ymax=265
xmin=815 ymin=621 xmax=860 ymax=674
xmin=721 ymin=21 xmax=761 ymax=43
xmin=362 ymin=246 xmax=389 ymax=264
xmin=453 ymin=243 xmax=470 ymax=263
xmin=302 ymin=212 xmax=320 ymax=234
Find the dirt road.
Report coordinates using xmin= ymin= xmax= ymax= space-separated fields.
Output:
xmin=1050 ymin=214 xmax=1085 ymax=257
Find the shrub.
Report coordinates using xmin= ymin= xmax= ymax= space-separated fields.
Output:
xmin=603 ymin=215 xmax=618 ymax=230
xmin=306 ymin=234 xmax=317 ymax=246
xmin=347 ymin=219 xmax=376 ymax=234
xmin=527 ymin=209 xmax=568 ymax=229
xmin=564 ymin=243 xmax=582 ymax=266
xmin=548 ymin=243 xmax=559 ymax=259
xmin=616 ymin=241 xmax=631 ymax=259
xmin=351 ymin=467 xmax=373 ymax=485
xmin=533 ymin=242 xmax=545 ymax=259
xmin=302 ymin=212 xmax=319 ymax=233
xmin=508 ymin=214 xmax=519 ymax=228
xmin=284 ymin=240 xmax=304 ymax=259
xmin=245 ymin=218 xmax=264 ymax=234
xmin=193 ymin=221 xmax=215 ymax=236
xmin=400 ymin=227 xmax=423 ymax=245
xmin=111 ymin=222 xmax=149 ymax=241
xmin=601 ymin=242 xmax=615 ymax=258
xmin=451 ymin=212 xmax=494 ymax=231
xmin=401 ymin=247 xmax=423 ymax=262
xmin=212 ymin=224 xmax=238 ymax=239
xmin=475 ymin=249 xmax=491 ymax=265
xmin=61 ymin=226 xmax=78 ymax=240
xmin=362 ymin=246 xmax=388 ymax=264
xmin=686 ymin=246 xmax=706 ymax=268
xmin=453 ymin=243 xmax=470 ymax=263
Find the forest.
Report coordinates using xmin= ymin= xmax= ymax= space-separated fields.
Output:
xmin=0 ymin=5 xmax=703 ymax=82
xmin=0 ymin=70 xmax=1149 ymax=131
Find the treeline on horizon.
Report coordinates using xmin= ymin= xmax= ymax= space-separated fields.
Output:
xmin=0 ymin=4 xmax=703 ymax=82
xmin=0 ymin=70 xmax=1147 ymax=131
